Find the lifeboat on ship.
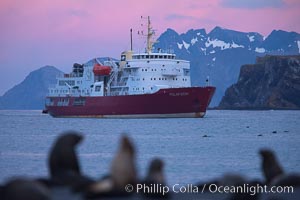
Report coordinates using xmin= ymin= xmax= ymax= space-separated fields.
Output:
xmin=93 ymin=63 xmax=111 ymax=76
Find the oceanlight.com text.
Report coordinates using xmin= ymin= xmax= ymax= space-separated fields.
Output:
xmin=125 ymin=183 xmax=294 ymax=196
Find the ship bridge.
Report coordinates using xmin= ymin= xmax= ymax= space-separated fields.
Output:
xmin=132 ymin=52 xmax=176 ymax=60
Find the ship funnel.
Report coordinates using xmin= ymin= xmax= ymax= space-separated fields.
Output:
xmin=119 ymin=51 xmax=133 ymax=68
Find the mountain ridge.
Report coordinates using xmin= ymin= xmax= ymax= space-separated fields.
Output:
xmin=0 ymin=66 xmax=63 ymax=110
xmin=154 ymin=27 xmax=300 ymax=106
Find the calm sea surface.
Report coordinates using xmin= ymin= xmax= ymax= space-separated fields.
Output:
xmin=0 ymin=110 xmax=299 ymax=185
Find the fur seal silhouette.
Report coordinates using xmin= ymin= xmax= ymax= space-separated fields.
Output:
xmin=111 ymin=135 xmax=137 ymax=190
xmin=48 ymin=131 xmax=83 ymax=178
xmin=142 ymin=158 xmax=168 ymax=198
xmin=48 ymin=132 xmax=96 ymax=192
xmin=1 ymin=178 xmax=50 ymax=200
xmin=145 ymin=158 xmax=166 ymax=185
xmin=86 ymin=135 xmax=137 ymax=198
xmin=259 ymin=149 xmax=284 ymax=184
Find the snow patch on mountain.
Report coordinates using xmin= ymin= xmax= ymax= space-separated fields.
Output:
xmin=247 ymin=35 xmax=255 ymax=42
xmin=205 ymin=38 xmax=230 ymax=50
xmin=297 ymin=41 xmax=300 ymax=53
xmin=182 ymin=40 xmax=190 ymax=49
xmin=191 ymin=37 xmax=198 ymax=45
xmin=231 ymin=42 xmax=244 ymax=48
xmin=177 ymin=43 xmax=183 ymax=49
xmin=177 ymin=40 xmax=190 ymax=50
xmin=205 ymin=38 xmax=244 ymax=50
xmin=255 ymin=47 xmax=266 ymax=53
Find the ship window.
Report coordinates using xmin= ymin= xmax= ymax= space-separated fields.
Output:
xmin=95 ymin=85 xmax=101 ymax=92
xmin=150 ymin=55 xmax=154 ymax=59
xmin=146 ymin=55 xmax=149 ymax=59
xmin=151 ymin=87 xmax=153 ymax=90
xmin=121 ymin=55 xmax=126 ymax=61
xmin=66 ymin=80 xmax=75 ymax=86
xmin=73 ymin=98 xmax=86 ymax=106
xmin=145 ymin=69 xmax=147 ymax=71
xmin=159 ymin=78 xmax=161 ymax=80
xmin=184 ymin=69 xmax=190 ymax=76
xmin=164 ymin=55 xmax=167 ymax=59
xmin=142 ymin=69 xmax=144 ymax=71
xmin=150 ymin=78 xmax=152 ymax=80
xmin=155 ymin=55 xmax=158 ymax=59
xmin=154 ymin=78 xmax=156 ymax=80
xmin=159 ymin=55 xmax=163 ymax=58
xmin=143 ymin=78 xmax=145 ymax=80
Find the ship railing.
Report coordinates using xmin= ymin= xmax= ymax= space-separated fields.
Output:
xmin=111 ymin=80 xmax=127 ymax=86
xmin=56 ymin=73 xmax=82 ymax=78
xmin=110 ymin=85 xmax=128 ymax=88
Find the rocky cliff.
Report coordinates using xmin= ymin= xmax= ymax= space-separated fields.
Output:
xmin=219 ymin=55 xmax=300 ymax=109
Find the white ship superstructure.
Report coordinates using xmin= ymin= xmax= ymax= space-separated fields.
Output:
xmin=48 ymin=17 xmax=191 ymax=98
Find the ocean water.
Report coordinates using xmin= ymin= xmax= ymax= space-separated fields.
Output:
xmin=0 ymin=110 xmax=299 ymax=186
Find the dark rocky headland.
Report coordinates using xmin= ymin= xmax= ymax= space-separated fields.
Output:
xmin=219 ymin=55 xmax=300 ymax=109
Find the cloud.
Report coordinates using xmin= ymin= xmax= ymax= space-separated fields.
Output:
xmin=221 ymin=0 xmax=285 ymax=9
xmin=165 ymin=14 xmax=199 ymax=21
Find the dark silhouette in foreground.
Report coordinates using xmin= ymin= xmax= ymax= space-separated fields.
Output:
xmin=0 ymin=131 xmax=299 ymax=200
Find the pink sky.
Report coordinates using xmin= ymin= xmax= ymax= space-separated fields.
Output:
xmin=0 ymin=0 xmax=300 ymax=95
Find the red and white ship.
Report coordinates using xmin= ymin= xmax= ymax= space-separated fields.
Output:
xmin=45 ymin=17 xmax=215 ymax=118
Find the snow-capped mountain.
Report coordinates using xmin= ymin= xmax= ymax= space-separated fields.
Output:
xmin=154 ymin=27 xmax=300 ymax=106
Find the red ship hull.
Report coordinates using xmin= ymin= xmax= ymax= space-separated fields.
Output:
xmin=46 ymin=87 xmax=215 ymax=118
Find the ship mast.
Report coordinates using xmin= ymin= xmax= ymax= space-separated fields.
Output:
xmin=130 ymin=28 xmax=133 ymax=51
xmin=146 ymin=16 xmax=154 ymax=53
